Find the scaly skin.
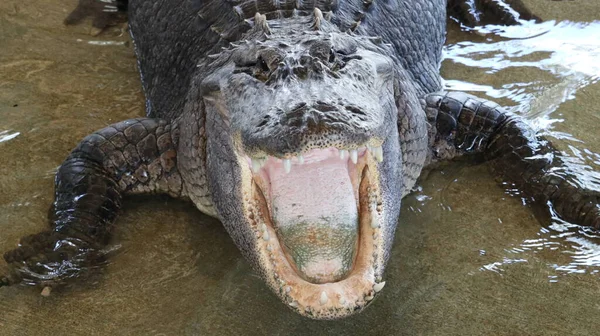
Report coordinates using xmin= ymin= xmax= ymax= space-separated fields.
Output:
xmin=1 ymin=0 xmax=598 ymax=320
xmin=2 ymin=118 xmax=183 ymax=286
xmin=425 ymin=91 xmax=600 ymax=228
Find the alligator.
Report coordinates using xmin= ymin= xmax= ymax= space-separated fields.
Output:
xmin=1 ymin=0 xmax=598 ymax=320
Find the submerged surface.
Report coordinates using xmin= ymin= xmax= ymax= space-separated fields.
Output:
xmin=1 ymin=0 xmax=599 ymax=334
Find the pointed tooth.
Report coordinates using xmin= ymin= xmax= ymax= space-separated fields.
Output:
xmin=339 ymin=149 xmax=348 ymax=160
xmin=320 ymin=291 xmax=329 ymax=305
xmin=283 ymin=159 xmax=291 ymax=173
xmin=298 ymin=154 xmax=304 ymax=164
xmin=41 ymin=286 xmax=52 ymax=297
xmin=371 ymin=220 xmax=379 ymax=229
xmin=251 ymin=158 xmax=261 ymax=172
xmin=285 ymin=286 xmax=292 ymax=293
xmin=350 ymin=149 xmax=358 ymax=164
xmin=289 ymin=301 xmax=298 ymax=307
xmin=262 ymin=230 xmax=270 ymax=241
xmin=260 ymin=224 xmax=267 ymax=232
xmin=373 ymin=146 xmax=383 ymax=162
xmin=339 ymin=296 xmax=346 ymax=305
xmin=373 ymin=281 xmax=386 ymax=293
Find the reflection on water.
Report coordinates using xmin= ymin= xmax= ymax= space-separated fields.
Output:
xmin=0 ymin=130 xmax=20 ymax=143
xmin=442 ymin=19 xmax=600 ymax=285
xmin=1 ymin=1 xmax=600 ymax=335
xmin=445 ymin=20 xmax=600 ymax=129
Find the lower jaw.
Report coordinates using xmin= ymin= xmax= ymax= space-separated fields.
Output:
xmin=246 ymin=158 xmax=387 ymax=319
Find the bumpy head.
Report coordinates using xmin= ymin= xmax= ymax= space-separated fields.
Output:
xmin=200 ymin=16 xmax=405 ymax=319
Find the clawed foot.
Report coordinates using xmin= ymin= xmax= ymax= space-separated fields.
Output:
xmin=1 ymin=231 xmax=104 ymax=288
xmin=447 ymin=0 xmax=541 ymax=27
xmin=64 ymin=0 xmax=128 ymax=36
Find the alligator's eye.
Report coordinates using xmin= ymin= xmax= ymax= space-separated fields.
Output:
xmin=328 ymin=48 xmax=336 ymax=63
xmin=341 ymin=55 xmax=363 ymax=62
xmin=250 ymin=56 xmax=271 ymax=81
xmin=257 ymin=56 xmax=270 ymax=72
xmin=331 ymin=51 xmax=362 ymax=71
xmin=335 ymin=43 xmax=358 ymax=56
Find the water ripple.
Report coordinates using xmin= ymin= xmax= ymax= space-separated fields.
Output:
xmin=0 ymin=130 xmax=20 ymax=143
xmin=444 ymin=20 xmax=600 ymax=125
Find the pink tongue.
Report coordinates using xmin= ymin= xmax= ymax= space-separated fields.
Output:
xmin=266 ymin=154 xmax=358 ymax=283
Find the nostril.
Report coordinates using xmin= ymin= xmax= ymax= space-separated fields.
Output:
xmin=314 ymin=102 xmax=337 ymax=112
xmin=257 ymin=120 xmax=268 ymax=128
xmin=257 ymin=115 xmax=271 ymax=128
xmin=292 ymin=102 xmax=307 ymax=111
xmin=345 ymin=105 xmax=366 ymax=116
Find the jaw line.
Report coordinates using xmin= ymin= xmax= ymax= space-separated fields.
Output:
xmin=237 ymin=147 xmax=388 ymax=319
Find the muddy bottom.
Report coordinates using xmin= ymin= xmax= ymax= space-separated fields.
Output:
xmin=1 ymin=1 xmax=599 ymax=335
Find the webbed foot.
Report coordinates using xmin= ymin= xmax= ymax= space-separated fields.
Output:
xmin=1 ymin=230 xmax=104 ymax=288
xmin=64 ymin=0 xmax=128 ymax=36
xmin=447 ymin=0 xmax=541 ymax=26
xmin=1 ymin=117 xmax=183 ymax=289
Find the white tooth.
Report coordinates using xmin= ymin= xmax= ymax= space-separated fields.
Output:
xmin=373 ymin=281 xmax=386 ymax=293
xmin=41 ymin=286 xmax=52 ymax=297
xmin=339 ymin=149 xmax=348 ymax=159
xmin=262 ymin=230 xmax=270 ymax=241
xmin=373 ymin=146 xmax=383 ymax=162
xmin=251 ymin=158 xmax=261 ymax=172
xmin=350 ymin=149 xmax=358 ymax=164
xmin=285 ymin=286 xmax=292 ymax=293
xmin=266 ymin=244 xmax=272 ymax=251
xmin=260 ymin=224 xmax=267 ymax=232
xmin=339 ymin=296 xmax=346 ymax=305
xmin=289 ymin=301 xmax=298 ymax=307
xmin=371 ymin=220 xmax=379 ymax=229
xmin=298 ymin=154 xmax=304 ymax=164
xmin=320 ymin=291 xmax=329 ymax=305
xmin=283 ymin=159 xmax=292 ymax=173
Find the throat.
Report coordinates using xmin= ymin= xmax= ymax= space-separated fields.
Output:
xmin=259 ymin=149 xmax=362 ymax=283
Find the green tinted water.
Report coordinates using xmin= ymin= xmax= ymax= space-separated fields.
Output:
xmin=1 ymin=1 xmax=599 ymax=335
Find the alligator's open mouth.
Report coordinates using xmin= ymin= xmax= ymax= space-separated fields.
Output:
xmin=238 ymin=144 xmax=387 ymax=319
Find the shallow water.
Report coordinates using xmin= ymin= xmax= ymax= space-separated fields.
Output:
xmin=1 ymin=1 xmax=599 ymax=335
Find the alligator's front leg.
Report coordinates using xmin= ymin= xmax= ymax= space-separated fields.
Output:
xmin=447 ymin=0 xmax=540 ymax=26
xmin=425 ymin=91 xmax=599 ymax=228
xmin=1 ymin=118 xmax=184 ymax=288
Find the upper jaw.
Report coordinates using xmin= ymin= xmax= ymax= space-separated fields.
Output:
xmin=236 ymin=141 xmax=391 ymax=319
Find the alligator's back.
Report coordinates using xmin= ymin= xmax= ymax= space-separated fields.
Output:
xmin=129 ymin=0 xmax=446 ymax=120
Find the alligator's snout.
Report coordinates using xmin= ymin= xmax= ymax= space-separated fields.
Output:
xmin=241 ymin=97 xmax=386 ymax=157
xmin=280 ymin=101 xmax=369 ymax=128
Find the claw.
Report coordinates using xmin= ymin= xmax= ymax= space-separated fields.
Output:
xmin=41 ymin=286 xmax=52 ymax=297
xmin=0 ymin=276 xmax=10 ymax=288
